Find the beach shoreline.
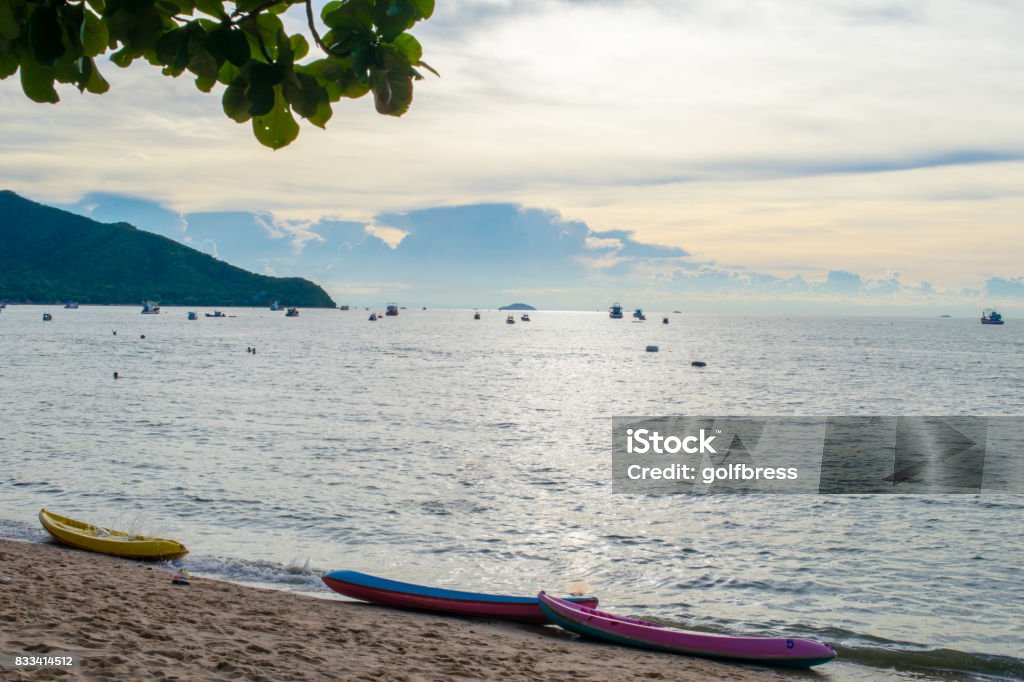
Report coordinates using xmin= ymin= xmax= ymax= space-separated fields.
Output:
xmin=0 ymin=539 xmax=777 ymax=681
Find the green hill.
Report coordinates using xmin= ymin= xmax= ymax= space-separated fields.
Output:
xmin=0 ymin=191 xmax=336 ymax=307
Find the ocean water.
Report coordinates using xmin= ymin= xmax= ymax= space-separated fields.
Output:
xmin=1 ymin=305 xmax=1022 ymax=680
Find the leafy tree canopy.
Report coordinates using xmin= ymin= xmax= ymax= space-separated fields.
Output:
xmin=0 ymin=0 xmax=435 ymax=148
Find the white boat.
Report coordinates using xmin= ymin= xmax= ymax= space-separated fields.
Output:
xmin=506 ymin=315 xmax=516 ymax=324
xmin=386 ymin=304 xmax=399 ymax=316
xmin=270 ymin=301 xmax=282 ymax=311
xmin=141 ymin=300 xmax=160 ymax=314
xmin=285 ymin=307 xmax=299 ymax=317
xmin=521 ymin=314 xmax=531 ymax=321
xmin=64 ymin=300 xmax=79 ymax=309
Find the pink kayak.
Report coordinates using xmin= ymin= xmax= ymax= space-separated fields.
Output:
xmin=322 ymin=570 xmax=598 ymax=624
xmin=538 ymin=592 xmax=836 ymax=667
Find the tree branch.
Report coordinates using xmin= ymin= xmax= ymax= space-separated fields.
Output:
xmin=305 ymin=0 xmax=349 ymax=59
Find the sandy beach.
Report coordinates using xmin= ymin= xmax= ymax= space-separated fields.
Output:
xmin=0 ymin=539 xmax=776 ymax=681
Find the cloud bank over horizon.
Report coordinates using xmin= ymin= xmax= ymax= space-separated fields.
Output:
xmin=54 ymin=191 xmax=1022 ymax=313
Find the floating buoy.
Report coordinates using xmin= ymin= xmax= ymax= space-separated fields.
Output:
xmin=691 ymin=361 xmax=706 ymax=367
xmin=646 ymin=345 xmax=659 ymax=352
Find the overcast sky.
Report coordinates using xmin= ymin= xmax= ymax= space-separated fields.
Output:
xmin=2 ymin=0 xmax=1023 ymax=310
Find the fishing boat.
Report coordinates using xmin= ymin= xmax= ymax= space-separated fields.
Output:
xmin=42 ymin=313 xmax=52 ymax=321
xmin=386 ymin=303 xmax=399 ymax=316
xmin=339 ymin=305 xmax=350 ymax=311
xmin=633 ymin=308 xmax=646 ymax=321
xmin=981 ymin=309 xmax=1004 ymax=325
xmin=537 ymin=593 xmax=836 ymax=668
xmin=64 ymin=300 xmax=79 ymax=309
xmin=474 ymin=311 xmax=481 ymax=320
xmin=322 ymin=571 xmax=597 ymax=624
xmin=285 ymin=307 xmax=299 ymax=317
xmin=187 ymin=311 xmax=198 ymax=320
xmin=521 ymin=314 xmax=531 ymax=322
xmin=662 ymin=316 xmax=669 ymax=324
xmin=506 ymin=315 xmax=516 ymax=324
xmin=141 ymin=300 xmax=160 ymax=314
xmin=369 ymin=313 xmax=378 ymax=321
xmin=609 ymin=302 xmax=624 ymax=319
xmin=38 ymin=509 xmax=188 ymax=561
xmin=205 ymin=311 xmax=226 ymax=318
xmin=270 ymin=301 xmax=282 ymax=311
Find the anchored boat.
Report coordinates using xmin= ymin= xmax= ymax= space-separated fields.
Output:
xmin=141 ymin=300 xmax=160 ymax=314
xmin=609 ymin=302 xmax=624 ymax=319
xmin=386 ymin=303 xmax=399 ymax=316
xmin=322 ymin=570 xmax=597 ymax=623
xmin=538 ymin=592 xmax=835 ymax=668
xmin=39 ymin=509 xmax=188 ymax=560
xmin=981 ymin=309 xmax=1004 ymax=325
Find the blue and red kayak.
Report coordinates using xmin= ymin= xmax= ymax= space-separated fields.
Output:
xmin=322 ymin=570 xmax=598 ymax=623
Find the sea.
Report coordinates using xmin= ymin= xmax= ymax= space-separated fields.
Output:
xmin=1 ymin=305 xmax=1022 ymax=680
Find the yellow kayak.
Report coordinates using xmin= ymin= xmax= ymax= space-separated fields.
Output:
xmin=38 ymin=508 xmax=188 ymax=560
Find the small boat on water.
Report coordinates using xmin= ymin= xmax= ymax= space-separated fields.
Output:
xmin=285 ymin=307 xmax=299 ymax=317
xmin=270 ymin=301 xmax=282 ymax=311
xmin=474 ymin=311 xmax=481 ymax=319
xmin=506 ymin=315 xmax=516 ymax=324
xmin=369 ymin=313 xmax=378 ymax=321
xmin=205 ymin=311 xmax=226 ymax=318
xmin=386 ymin=303 xmax=399 ymax=316
xmin=339 ymin=305 xmax=350 ymax=311
xmin=662 ymin=316 xmax=669 ymax=324
xmin=537 ymin=592 xmax=836 ymax=668
xmin=521 ymin=313 xmax=531 ymax=322
xmin=187 ymin=311 xmax=198 ymax=320
xmin=981 ymin=309 xmax=1004 ymax=325
xmin=322 ymin=571 xmax=597 ymax=624
xmin=64 ymin=300 xmax=79 ymax=309
xmin=633 ymin=308 xmax=646 ymax=321
xmin=38 ymin=508 xmax=188 ymax=561
xmin=42 ymin=313 xmax=52 ymax=321
xmin=609 ymin=302 xmax=624 ymax=319
xmin=141 ymin=300 xmax=160 ymax=314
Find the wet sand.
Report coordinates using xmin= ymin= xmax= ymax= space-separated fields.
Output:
xmin=0 ymin=539 xmax=778 ymax=680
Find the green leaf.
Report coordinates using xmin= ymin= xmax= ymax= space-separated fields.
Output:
xmin=248 ymin=82 xmax=274 ymax=115
xmin=80 ymin=10 xmax=109 ymax=57
xmin=0 ymin=0 xmax=20 ymax=40
xmin=390 ymin=33 xmax=421 ymax=64
xmin=222 ymin=79 xmax=250 ymax=122
xmin=194 ymin=74 xmax=215 ymax=92
xmin=85 ymin=58 xmax=110 ymax=93
xmin=20 ymin=57 xmax=59 ymax=103
xmin=307 ymin=97 xmax=332 ymax=128
xmin=223 ymin=28 xmax=251 ymax=66
xmin=370 ymin=67 xmax=412 ymax=115
xmin=251 ymin=86 xmax=299 ymax=149
xmin=193 ymin=0 xmax=229 ymax=20
xmin=289 ymin=34 xmax=308 ymax=62
xmin=74 ymin=55 xmax=93 ymax=91
xmin=188 ymin=47 xmax=218 ymax=79
xmin=110 ymin=47 xmax=134 ymax=67
xmin=28 ymin=5 xmax=66 ymax=67
xmin=0 ymin=48 xmax=19 ymax=79
xmin=409 ymin=0 xmax=434 ymax=19
xmin=282 ymin=71 xmax=322 ymax=118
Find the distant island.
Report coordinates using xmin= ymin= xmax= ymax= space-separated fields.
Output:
xmin=0 ymin=191 xmax=335 ymax=307
xmin=498 ymin=303 xmax=536 ymax=311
